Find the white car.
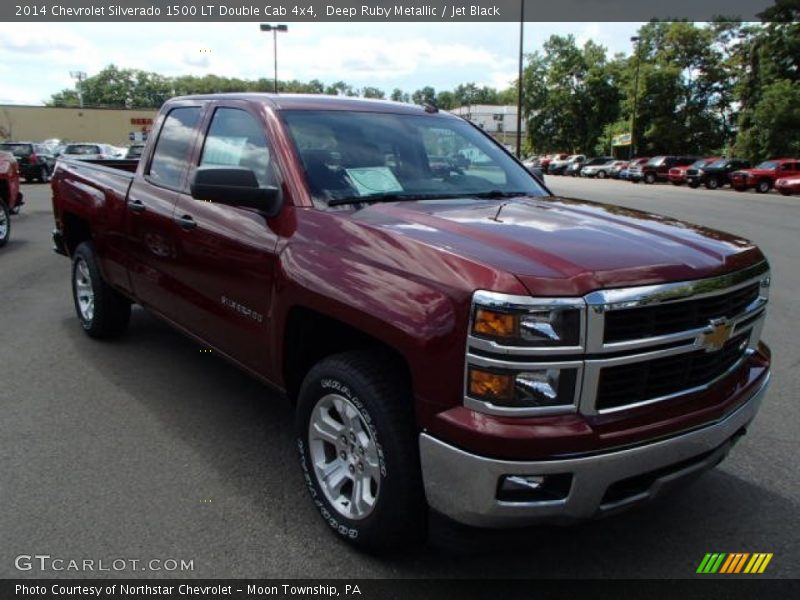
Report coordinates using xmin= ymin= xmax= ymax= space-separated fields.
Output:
xmin=60 ymin=143 xmax=119 ymax=161
xmin=581 ymin=159 xmax=619 ymax=179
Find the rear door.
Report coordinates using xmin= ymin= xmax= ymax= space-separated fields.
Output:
xmin=126 ymin=102 xmax=206 ymax=323
xmin=169 ymin=102 xmax=282 ymax=374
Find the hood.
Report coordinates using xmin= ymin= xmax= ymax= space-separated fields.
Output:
xmin=349 ymin=196 xmax=764 ymax=297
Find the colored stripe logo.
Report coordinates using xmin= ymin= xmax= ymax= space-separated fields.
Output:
xmin=696 ymin=553 xmax=773 ymax=574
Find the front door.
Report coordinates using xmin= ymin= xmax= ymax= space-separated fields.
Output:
xmin=170 ymin=104 xmax=281 ymax=375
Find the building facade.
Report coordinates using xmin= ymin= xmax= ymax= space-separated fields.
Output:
xmin=450 ymin=104 xmax=525 ymax=151
xmin=0 ymin=105 xmax=159 ymax=146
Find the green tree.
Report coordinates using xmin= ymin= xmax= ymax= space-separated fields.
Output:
xmin=361 ymin=86 xmax=385 ymax=99
xmin=411 ymin=86 xmax=436 ymax=105
xmin=736 ymin=79 xmax=800 ymax=160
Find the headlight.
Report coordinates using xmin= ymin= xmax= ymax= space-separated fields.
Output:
xmin=472 ymin=299 xmax=582 ymax=347
xmin=467 ymin=366 xmax=578 ymax=409
xmin=465 ymin=291 xmax=585 ymax=415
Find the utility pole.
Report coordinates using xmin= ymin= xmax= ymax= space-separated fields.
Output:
xmin=69 ymin=70 xmax=87 ymax=108
xmin=515 ymin=0 xmax=524 ymax=158
xmin=629 ymin=36 xmax=642 ymax=159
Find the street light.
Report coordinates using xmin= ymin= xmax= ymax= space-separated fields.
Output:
xmin=259 ymin=24 xmax=288 ymax=94
xmin=629 ymin=36 xmax=642 ymax=160
xmin=69 ymin=70 xmax=87 ymax=108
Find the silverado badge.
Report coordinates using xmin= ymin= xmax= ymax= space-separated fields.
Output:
xmin=700 ymin=318 xmax=734 ymax=352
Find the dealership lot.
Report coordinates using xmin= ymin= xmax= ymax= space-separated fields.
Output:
xmin=1 ymin=180 xmax=797 ymax=578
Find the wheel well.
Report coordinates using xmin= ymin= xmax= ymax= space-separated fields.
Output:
xmin=62 ymin=212 xmax=92 ymax=255
xmin=283 ymin=306 xmax=411 ymax=402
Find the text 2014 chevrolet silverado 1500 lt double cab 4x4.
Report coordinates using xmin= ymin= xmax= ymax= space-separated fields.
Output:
xmin=51 ymin=95 xmax=772 ymax=551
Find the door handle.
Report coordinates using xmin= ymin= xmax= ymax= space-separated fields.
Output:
xmin=175 ymin=214 xmax=197 ymax=230
xmin=129 ymin=199 xmax=146 ymax=213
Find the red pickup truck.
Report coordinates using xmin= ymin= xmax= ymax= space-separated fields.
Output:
xmin=51 ymin=94 xmax=772 ymax=551
xmin=730 ymin=158 xmax=800 ymax=193
xmin=0 ymin=150 xmax=23 ymax=246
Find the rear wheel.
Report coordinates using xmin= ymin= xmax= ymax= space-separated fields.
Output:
xmin=38 ymin=165 xmax=50 ymax=183
xmin=597 ymin=170 xmax=607 ymax=179
xmin=0 ymin=200 xmax=9 ymax=248
xmin=756 ymin=179 xmax=772 ymax=194
xmin=296 ymin=350 xmax=425 ymax=551
xmin=705 ymin=176 xmax=720 ymax=190
xmin=644 ymin=172 xmax=656 ymax=184
xmin=72 ymin=242 xmax=131 ymax=338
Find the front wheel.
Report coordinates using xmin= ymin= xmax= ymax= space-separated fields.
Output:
xmin=597 ymin=171 xmax=607 ymax=179
xmin=644 ymin=172 xmax=656 ymax=184
xmin=296 ymin=350 xmax=425 ymax=551
xmin=72 ymin=242 xmax=131 ymax=338
xmin=706 ymin=176 xmax=720 ymax=190
xmin=0 ymin=200 xmax=9 ymax=248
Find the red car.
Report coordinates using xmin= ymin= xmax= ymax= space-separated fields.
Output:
xmin=51 ymin=94 xmax=771 ymax=550
xmin=669 ymin=158 xmax=718 ymax=186
xmin=775 ymin=174 xmax=800 ymax=196
xmin=0 ymin=150 xmax=23 ymax=247
xmin=731 ymin=158 xmax=800 ymax=193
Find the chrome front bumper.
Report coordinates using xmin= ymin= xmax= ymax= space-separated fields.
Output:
xmin=420 ymin=373 xmax=769 ymax=528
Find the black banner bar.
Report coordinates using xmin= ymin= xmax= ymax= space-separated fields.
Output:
xmin=2 ymin=0 xmax=782 ymax=23
xmin=3 ymin=579 xmax=800 ymax=600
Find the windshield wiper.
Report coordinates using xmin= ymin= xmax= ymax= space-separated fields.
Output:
xmin=328 ymin=192 xmax=467 ymax=207
xmin=468 ymin=190 xmax=531 ymax=199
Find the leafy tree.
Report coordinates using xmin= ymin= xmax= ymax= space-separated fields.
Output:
xmin=411 ymin=86 xmax=436 ymax=105
xmin=361 ymin=86 xmax=385 ymax=99
xmin=736 ymin=79 xmax=800 ymax=160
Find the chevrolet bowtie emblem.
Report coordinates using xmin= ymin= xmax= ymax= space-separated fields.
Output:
xmin=700 ymin=318 xmax=734 ymax=352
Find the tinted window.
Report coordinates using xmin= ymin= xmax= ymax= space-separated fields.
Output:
xmin=0 ymin=143 xmax=32 ymax=157
xmin=65 ymin=144 xmax=101 ymax=155
xmin=755 ymin=161 xmax=778 ymax=169
xmin=149 ymin=107 xmax=202 ymax=189
xmin=200 ymin=108 xmax=274 ymax=188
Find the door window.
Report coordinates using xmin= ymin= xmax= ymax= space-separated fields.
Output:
xmin=148 ymin=106 xmax=202 ymax=190
xmin=200 ymin=108 xmax=275 ymax=188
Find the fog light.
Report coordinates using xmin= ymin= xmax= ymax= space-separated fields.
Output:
xmin=497 ymin=473 xmax=572 ymax=502
xmin=468 ymin=368 xmax=513 ymax=403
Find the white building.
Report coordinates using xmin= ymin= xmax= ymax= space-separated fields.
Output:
xmin=450 ymin=104 xmax=525 ymax=151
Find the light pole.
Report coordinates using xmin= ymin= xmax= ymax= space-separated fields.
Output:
xmin=629 ymin=36 xmax=642 ymax=159
xmin=260 ymin=24 xmax=288 ymax=93
xmin=69 ymin=70 xmax=87 ymax=108
xmin=515 ymin=0 xmax=524 ymax=158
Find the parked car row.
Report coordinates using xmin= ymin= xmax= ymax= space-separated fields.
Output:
xmin=0 ymin=140 xmax=147 ymax=183
xmin=0 ymin=150 xmax=23 ymax=247
xmin=525 ymin=153 xmax=800 ymax=196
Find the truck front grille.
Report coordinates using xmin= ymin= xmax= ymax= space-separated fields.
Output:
xmin=596 ymin=334 xmax=749 ymax=411
xmin=604 ymin=283 xmax=760 ymax=343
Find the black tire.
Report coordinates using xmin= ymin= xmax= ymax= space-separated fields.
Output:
xmin=296 ymin=350 xmax=425 ymax=552
xmin=705 ymin=176 xmax=720 ymax=190
xmin=756 ymin=179 xmax=772 ymax=194
xmin=644 ymin=172 xmax=656 ymax=184
xmin=0 ymin=200 xmax=9 ymax=248
xmin=71 ymin=242 xmax=131 ymax=338
xmin=597 ymin=170 xmax=607 ymax=179
xmin=38 ymin=165 xmax=50 ymax=183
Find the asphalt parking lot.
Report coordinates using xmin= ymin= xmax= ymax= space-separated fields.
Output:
xmin=1 ymin=179 xmax=798 ymax=579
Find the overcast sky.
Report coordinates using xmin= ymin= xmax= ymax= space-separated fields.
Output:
xmin=0 ymin=22 xmax=644 ymax=105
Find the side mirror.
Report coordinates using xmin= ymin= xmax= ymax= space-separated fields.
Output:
xmin=190 ymin=166 xmax=282 ymax=217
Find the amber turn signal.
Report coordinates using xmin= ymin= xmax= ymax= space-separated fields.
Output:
xmin=468 ymin=368 xmax=513 ymax=402
xmin=473 ymin=308 xmax=516 ymax=339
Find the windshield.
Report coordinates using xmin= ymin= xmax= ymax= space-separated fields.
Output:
xmin=708 ymin=159 xmax=728 ymax=169
xmin=281 ymin=110 xmax=546 ymax=205
xmin=755 ymin=161 xmax=778 ymax=169
xmin=0 ymin=143 xmax=32 ymax=157
xmin=647 ymin=156 xmax=666 ymax=166
xmin=65 ymin=144 xmax=101 ymax=155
